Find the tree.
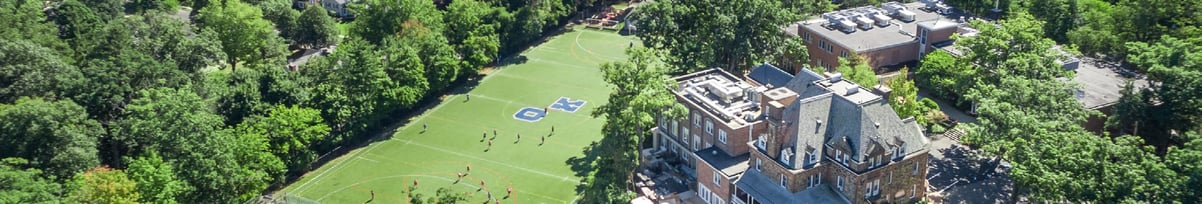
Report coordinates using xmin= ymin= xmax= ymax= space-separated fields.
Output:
xmin=885 ymin=67 xmax=921 ymax=123
xmin=200 ymin=0 xmax=288 ymax=71
xmin=835 ymin=56 xmax=878 ymax=87
xmin=0 ymin=158 xmax=60 ymax=204
xmin=915 ymin=51 xmax=974 ymax=103
xmin=238 ymin=105 xmax=330 ymax=176
xmin=958 ymin=14 xmax=1070 ymax=82
xmin=79 ymin=0 xmax=124 ymax=21
xmin=302 ymin=38 xmax=391 ymax=140
xmin=258 ymin=0 xmax=300 ymax=41
xmin=205 ymin=69 xmax=268 ymax=126
xmin=0 ymin=0 xmax=71 ymax=56
xmin=444 ymin=0 xmax=499 ymax=74
xmin=114 ymin=87 xmax=283 ymax=203
xmin=427 ymin=187 xmax=469 ymax=203
xmin=125 ymin=152 xmax=186 ymax=204
xmin=636 ymin=0 xmax=800 ymax=72
xmin=349 ymin=0 xmax=444 ymax=45
xmin=0 ymin=40 xmax=84 ymax=104
xmin=50 ymin=0 xmax=105 ymax=46
xmin=0 ymin=98 xmax=104 ymax=181
xmin=583 ymin=47 xmax=685 ymax=203
xmin=131 ymin=0 xmax=180 ymax=13
xmin=65 ymin=167 xmax=140 ymax=204
xmin=294 ymin=5 xmax=340 ymax=49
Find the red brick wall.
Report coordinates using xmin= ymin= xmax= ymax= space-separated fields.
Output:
xmin=695 ymin=154 xmax=732 ymax=202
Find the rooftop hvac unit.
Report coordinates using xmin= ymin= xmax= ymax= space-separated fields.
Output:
xmin=896 ymin=10 xmax=916 ymax=22
xmin=830 ymin=73 xmax=844 ymax=82
xmin=882 ymin=2 xmax=907 ymax=14
xmin=854 ymin=17 xmax=875 ymax=29
xmin=846 ymin=84 xmax=860 ymax=95
xmin=837 ymin=20 xmax=857 ymax=32
xmin=872 ymin=14 xmax=893 ymax=26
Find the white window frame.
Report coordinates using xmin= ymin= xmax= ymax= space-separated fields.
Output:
xmin=835 ymin=150 xmax=842 ymax=162
xmin=808 ymin=173 xmax=821 ymax=188
xmin=718 ymin=130 xmax=727 ymax=144
xmin=890 ymin=171 xmax=894 ymax=184
xmin=780 ymin=174 xmax=788 ymax=188
xmin=755 ymin=136 xmax=766 ymax=151
xmin=756 ymin=158 xmax=762 ymax=171
xmin=837 ymin=176 xmax=844 ymax=190
xmin=913 ymin=162 xmax=919 ymax=175
xmin=910 ymin=184 xmax=916 ymax=199
xmin=809 ymin=149 xmax=819 ymax=165
xmin=780 ymin=149 xmax=791 ymax=166
xmin=693 ymin=111 xmax=700 ymax=126
xmin=682 ymin=128 xmax=691 ymax=144
xmin=705 ymin=119 xmax=714 ymax=135
xmin=713 ymin=171 xmax=720 ymax=185
xmin=693 ymin=135 xmax=700 ymax=151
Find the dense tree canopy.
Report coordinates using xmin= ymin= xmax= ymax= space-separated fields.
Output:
xmin=0 ymin=158 xmax=60 ymax=203
xmin=0 ymin=98 xmax=103 ymax=182
xmin=294 ymin=5 xmax=340 ymax=49
xmin=199 ymin=0 xmax=287 ymax=71
xmin=65 ymin=167 xmax=140 ymax=204
xmin=635 ymin=0 xmax=801 ymax=72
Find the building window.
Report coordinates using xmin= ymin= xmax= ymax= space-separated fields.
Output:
xmin=890 ymin=171 xmax=894 ymax=184
xmin=803 ymin=32 xmax=811 ymax=42
xmin=756 ymin=158 xmax=762 ymax=171
xmin=843 ymin=154 xmax=850 ymax=165
xmin=837 ymin=176 xmax=844 ymax=190
xmin=875 ymin=155 xmax=882 ymax=167
xmin=840 ymin=50 xmax=849 ymax=58
xmin=682 ymin=128 xmax=691 ymax=144
xmin=693 ymin=111 xmax=700 ymax=126
xmin=780 ymin=174 xmax=788 ymax=188
xmin=809 ymin=173 xmax=820 ymax=188
xmin=913 ymin=162 xmax=919 ymax=175
xmin=713 ymin=171 xmax=720 ymax=185
xmin=718 ymin=130 xmax=727 ymax=144
xmin=671 ymin=120 xmax=679 ymax=136
xmin=755 ymin=136 xmax=766 ymax=151
xmin=910 ymin=184 xmax=916 ymax=199
xmin=808 ymin=149 xmax=818 ymax=165
xmin=693 ymin=135 xmax=700 ymax=150
xmin=780 ymin=149 xmax=792 ymax=166
xmin=705 ymin=120 xmax=714 ymax=135
xmin=835 ymin=150 xmax=842 ymax=162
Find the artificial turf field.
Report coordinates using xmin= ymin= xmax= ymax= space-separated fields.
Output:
xmin=280 ymin=27 xmax=634 ymax=204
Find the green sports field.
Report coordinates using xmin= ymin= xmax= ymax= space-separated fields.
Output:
xmin=279 ymin=28 xmax=634 ymax=203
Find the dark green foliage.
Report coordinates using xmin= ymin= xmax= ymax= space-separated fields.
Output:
xmin=0 ymin=158 xmax=61 ymax=203
xmin=0 ymin=40 xmax=84 ymax=103
xmin=200 ymin=0 xmax=288 ymax=71
xmin=0 ymin=0 xmax=71 ymax=56
xmin=237 ymin=105 xmax=330 ymax=177
xmin=635 ymin=0 xmax=801 ymax=72
xmin=0 ymin=98 xmax=104 ymax=182
xmin=125 ymin=152 xmax=186 ymax=204
xmin=294 ymin=5 xmax=340 ymax=49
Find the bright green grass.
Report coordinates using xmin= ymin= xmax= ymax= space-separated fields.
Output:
xmin=280 ymin=28 xmax=637 ymax=204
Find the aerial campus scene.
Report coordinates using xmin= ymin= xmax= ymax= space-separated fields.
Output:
xmin=0 ymin=0 xmax=1200 ymax=203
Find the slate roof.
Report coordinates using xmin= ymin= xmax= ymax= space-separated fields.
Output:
xmin=776 ymin=64 xmax=927 ymax=163
xmin=748 ymin=64 xmax=795 ymax=88
xmin=735 ymin=169 xmax=851 ymax=204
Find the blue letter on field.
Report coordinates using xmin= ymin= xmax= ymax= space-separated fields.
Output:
xmin=513 ymin=107 xmax=546 ymax=122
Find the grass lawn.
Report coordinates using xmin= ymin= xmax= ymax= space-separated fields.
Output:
xmin=279 ymin=27 xmax=637 ymax=204
xmin=336 ymin=22 xmax=351 ymax=36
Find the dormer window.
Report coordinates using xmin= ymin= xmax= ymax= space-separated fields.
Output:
xmin=755 ymin=136 xmax=766 ymax=151
xmin=808 ymin=149 xmax=818 ymax=165
xmin=835 ymin=150 xmax=842 ymax=162
xmin=780 ymin=149 xmax=793 ymax=166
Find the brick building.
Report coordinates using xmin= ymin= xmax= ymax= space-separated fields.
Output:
xmin=651 ymin=64 xmax=930 ymax=204
xmin=781 ymin=1 xmax=971 ymax=73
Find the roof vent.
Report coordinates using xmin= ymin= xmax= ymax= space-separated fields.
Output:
xmin=711 ymin=150 xmax=718 ymax=155
xmin=830 ymin=73 xmax=844 ymax=82
xmin=874 ymin=122 xmax=881 ymax=128
xmin=846 ymin=84 xmax=860 ymax=95
xmin=816 ymin=119 xmax=823 ymax=125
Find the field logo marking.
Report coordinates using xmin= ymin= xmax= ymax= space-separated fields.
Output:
xmin=513 ymin=107 xmax=547 ymax=122
xmin=548 ymin=97 xmax=586 ymax=113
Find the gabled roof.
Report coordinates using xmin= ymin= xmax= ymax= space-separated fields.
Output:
xmin=747 ymin=63 xmax=794 ymax=88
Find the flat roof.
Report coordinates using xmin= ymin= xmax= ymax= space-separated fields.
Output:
xmin=674 ymin=69 xmax=762 ymax=128
xmin=815 ymin=78 xmax=882 ymax=105
xmin=796 ymin=2 xmax=964 ymax=52
xmin=735 ymin=169 xmax=851 ymax=204
xmin=694 ymin=146 xmax=750 ymax=176
xmin=1072 ymin=58 xmax=1149 ymax=109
